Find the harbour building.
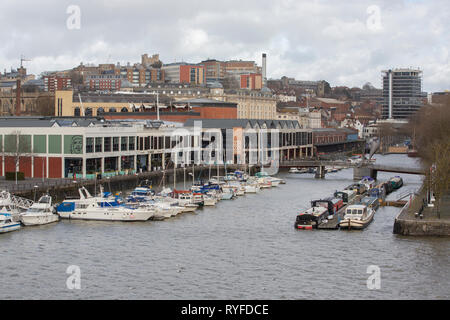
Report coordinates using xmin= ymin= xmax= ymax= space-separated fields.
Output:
xmin=0 ymin=117 xmax=313 ymax=180
xmin=381 ymin=68 xmax=423 ymax=119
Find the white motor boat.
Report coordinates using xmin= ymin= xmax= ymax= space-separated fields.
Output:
xmin=289 ymin=168 xmax=300 ymax=173
xmin=203 ymin=194 xmax=217 ymax=206
xmin=221 ymin=190 xmax=235 ymax=200
xmin=20 ymin=195 xmax=59 ymax=226
xmin=0 ymin=213 xmax=21 ymax=233
xmin=0 ymin=190 xmax=26 ymax=222
xmin=57 ymin=187 xmax=154 ymax=221
xmin=244 ymin=183 xmax=260 ymax=193
xmin=339 ymin=204 xmax=375 ymax=230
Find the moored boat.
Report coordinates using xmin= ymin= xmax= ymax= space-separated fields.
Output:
xmin=20 ymin=194 xmax=59 ymax=226
xmin=294 ymin=206 xmax=329 ymax=230
xmin=339 ymin=203 xmax=375 ymax=230
xmin=388 ymin=176 xmax=403 ymax=190
xmin=0 ymin=213 xmax=21 ymax=233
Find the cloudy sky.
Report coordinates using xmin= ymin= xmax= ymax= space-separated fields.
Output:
xmin=1 ymin=0 xmax=449 ymax=92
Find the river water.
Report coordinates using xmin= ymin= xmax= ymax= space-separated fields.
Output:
xmin=1 ymin=154 xmax=449 ymax=299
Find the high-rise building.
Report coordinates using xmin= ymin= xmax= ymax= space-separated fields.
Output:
xmin=381 ymin=68 xmax=423 ymax=119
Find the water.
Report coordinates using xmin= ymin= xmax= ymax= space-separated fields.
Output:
xmin=1 ymin=154 xmax=449 ymax=299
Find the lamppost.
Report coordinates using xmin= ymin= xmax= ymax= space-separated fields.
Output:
xmin=33 ymin=185 xmax=38 ymax=202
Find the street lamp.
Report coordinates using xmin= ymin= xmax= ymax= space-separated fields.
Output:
xmin=33 ymin=185 xmax=38 ymax=202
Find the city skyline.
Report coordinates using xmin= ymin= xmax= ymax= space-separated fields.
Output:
xmin=0 ymin=0 xmax=449 ymax=92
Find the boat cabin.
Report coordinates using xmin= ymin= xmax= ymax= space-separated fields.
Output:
xmin=344 ymin=204 xmax=367 ymax=219
xmin=295 ymin=206 xmax=329 ymax=228
xmin=334 ymin=190 xmax=356 ymax=204
xmin=345 ymin=183 xmax=367 ymax=195
xmin=311 ymin=197 xmax=344 ymax=215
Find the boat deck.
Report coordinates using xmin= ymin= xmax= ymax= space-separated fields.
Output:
xmin=317 ymin=194 xmax=365 ymax=230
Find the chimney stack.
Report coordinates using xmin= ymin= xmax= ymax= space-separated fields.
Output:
xmin=15 ymin=79 xmax=21 ymax=116
xmin=262 ymin=53 xmax=267 ymax=85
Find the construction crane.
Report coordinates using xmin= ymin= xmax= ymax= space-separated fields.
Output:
xmin=20 ymin=55 xmax=31 ymax=68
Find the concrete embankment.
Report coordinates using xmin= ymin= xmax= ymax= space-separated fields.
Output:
xmin=393 ymin=185 xmax=450 ymax=236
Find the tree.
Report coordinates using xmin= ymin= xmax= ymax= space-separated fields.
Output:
xmin=407 ymin=97 xmax=450 ymax=216
xmin=2 ymin=131 xmax=33 ymax=184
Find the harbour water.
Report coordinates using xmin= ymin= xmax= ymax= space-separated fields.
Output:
xmin=1 ymin=154 xmax=449 ymax=299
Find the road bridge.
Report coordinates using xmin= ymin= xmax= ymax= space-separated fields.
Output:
xmin=278 ymin=159 xmax=425 ymax=180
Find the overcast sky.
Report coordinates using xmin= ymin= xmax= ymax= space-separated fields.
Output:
xmin=1 ymin=0 xmax=449 ymax=92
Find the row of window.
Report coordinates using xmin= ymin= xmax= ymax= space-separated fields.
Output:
xmin=84 ymin=132 xmax=312 ymax=154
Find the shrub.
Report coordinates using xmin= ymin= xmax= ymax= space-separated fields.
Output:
xmin=5 ymin=171 xmax=25 ymax=181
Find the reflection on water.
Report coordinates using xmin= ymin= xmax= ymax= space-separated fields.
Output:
xmin=0 ymin=154 xmax=449 ymax=299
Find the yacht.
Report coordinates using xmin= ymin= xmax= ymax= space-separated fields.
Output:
xmin=0 ymin=213 xmax=21 ymax=233
xmin=255 ymin=172 xmax=281 ymax=187
xmin=0 ymin=190 xmax=25 ymax=222
xmin=126 ymin=186 xmax=155 ymax=203
xmin=57 ymin=187 xmax=153 ymax=221
xmin=20 ymin=195 xmax=59 ymax=226
xmin=171 ymin=190 xmax=199 ymax=212
xmin=202 ymin=194 xmax=218 ymax=206
xmin=221 ymin=189 xmax=235 ymax=200
xmin=339 ymin=204 xmax=375 ymax=230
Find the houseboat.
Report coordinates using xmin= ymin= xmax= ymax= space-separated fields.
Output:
xmin=311 ymin=197 xmax=344 ymax=216
xmin=294 ymin=206 xmax=329 ymax=230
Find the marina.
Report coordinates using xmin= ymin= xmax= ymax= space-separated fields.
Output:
xmin=0 ymin=154 xmax=449 ymax=300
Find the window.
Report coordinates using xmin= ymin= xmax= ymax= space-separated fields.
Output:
xmin=121 ymin=137 xmax=128 ymax=151
xmin=129 ymin=136 xmax=135 ymax=151
xmin=121 ymin=107 xmax=128 ymax=112
xmin=86 ymin=137 xmax=94 ymax=153
xmin=85 ymin=108 xmax=93 ymax=116
xmin=113 ymin=137 xmax=119 ymax=151
xmin=74 ymin=107 xmax=81 ymax=116
xmin=95 ymin=137 xmax=102 ymax=152
xmin=104 ymin=137 xmax=111 ymax=152
xmin=97 ymin=107 xmax=105 ymax=115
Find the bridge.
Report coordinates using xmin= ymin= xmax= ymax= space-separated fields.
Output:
xmin=278 ymin=159 xmax=425 ymax=180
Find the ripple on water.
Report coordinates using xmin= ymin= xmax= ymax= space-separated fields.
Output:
xmin=0 ymin=154 xmax=448 ymax=299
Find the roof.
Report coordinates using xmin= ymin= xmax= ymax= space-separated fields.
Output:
xmin=175 ymin=98 xmax=237 ymax=107
xmin=315 ymin=98 xmax=347 ymax=104
xmin=183 ymin=118 xmax=302 ymax=129
xmin=0 ymin=116 xmax=107 ymax=128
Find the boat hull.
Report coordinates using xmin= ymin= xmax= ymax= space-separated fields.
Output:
xmin=20 ymin=214 xmax=59 ymax=226
xmin=0 ymin=222 xmax=21 ymax=233
xmin=339 ymin=216 xmax=374 ymax=230
xmin=59 ymin=208 xmax=153 ymax=221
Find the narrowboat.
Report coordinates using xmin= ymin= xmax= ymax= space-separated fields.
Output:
xmin=294 ymin=206 xmax=329 ymax=230
xmin=334 ymin=189 xmax=357 ymax=204
xmin=345 ymin=183 xmax=367 ymax=195
xmin=388 ymin=176 xmax=403 ymax=190
xmin=311 ymin=197 xmax=344 ymax=216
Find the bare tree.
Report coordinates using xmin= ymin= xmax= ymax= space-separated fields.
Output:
xmin=408 ymin=98 xmax=450 ymax=216
xmin=2 ymin=130 xmax=33 ymax=184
